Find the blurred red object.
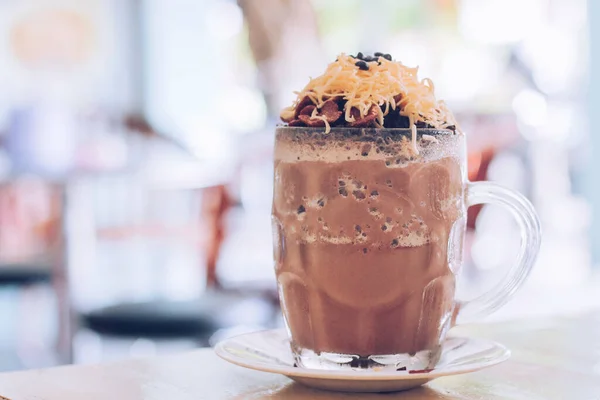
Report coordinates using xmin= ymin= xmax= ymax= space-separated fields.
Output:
xmin=467 ymin=147 xmax=496 ymax=229
xmin=0 ymin=179 xmax=61 ymax=262
xmin=201 ymin=185 xmax=233 ymax=288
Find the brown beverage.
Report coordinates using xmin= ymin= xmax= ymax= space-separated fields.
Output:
xmin=273 ymin=128 xmax=465 ymax=370
xmin=273 ymin=52 xmax=540 ymax=371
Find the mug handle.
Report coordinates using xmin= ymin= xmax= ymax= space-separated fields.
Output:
xmin=455 ymin=181 xmax=542 ymax=323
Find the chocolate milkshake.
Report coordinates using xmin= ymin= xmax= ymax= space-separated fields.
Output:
xmin=273 ymin=128 xmax=465 ymax=370
xmin=274 ymin=52 xmax=465 ymax=370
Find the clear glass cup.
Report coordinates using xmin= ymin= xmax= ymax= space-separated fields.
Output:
xmin=271 ymin=127 xmax=541 ymax=371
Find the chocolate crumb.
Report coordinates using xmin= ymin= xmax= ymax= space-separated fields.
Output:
xmin=353 ymin=190 xmax=366 ymax=200
xmin=355 ymin=225 xmax=362 ymax=232
xmin=361 ymin=144 xmax=372 ymax=156
xmin=297 ymin=205 xmax=306 ymax=214
xmin=339 ymin=187 xmax=348 ymax=197
xmin=362 ymin=248 xmax=368 ymax=254
xmin=317 ymin=198 xmax=326 ymax=207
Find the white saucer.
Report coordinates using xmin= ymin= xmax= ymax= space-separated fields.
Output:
xmin=215 ymin=329 xmax=510 ymax=393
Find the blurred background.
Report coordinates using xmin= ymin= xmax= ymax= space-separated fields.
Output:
xmin=0 ymin=0 xmax=597 ymax=371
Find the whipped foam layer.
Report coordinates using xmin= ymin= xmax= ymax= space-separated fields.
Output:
xmin=274 ymin=128 xmax=463 ymax=165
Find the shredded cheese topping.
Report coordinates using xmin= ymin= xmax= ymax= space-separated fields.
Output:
xmin=281 ymin=53 xmax=459 ymax=153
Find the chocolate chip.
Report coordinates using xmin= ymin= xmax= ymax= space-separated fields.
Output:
xmin=338 ymin=180 xmax=346 ymax=187
xmin=447 ymin=125 xmax=456 ymax=131
xmin=391 ymin=239 xmax=399 ymax=248
xmin=384 ymin=111 xmax=410 ymax=128
xmin=383 ymin=53 xmax=392 ymax=61
xmin=356 ymin=52 xmax=364 ymax=59
xmin=381 ymin=225 xmax=387 ymax=231
xmin=297 ymin=205 xmax=306 ymax=214
xmin=362 ymin=248 xmax=368 ymax=254
xmin=374 ymin=52 xmax=383 ymax=57
xmin=371 ymin=190 xmax=379 ymax=197
xmin=355 ymin=60 xmax=369 ymax=70
xmin=355 ymin=225 xmax=362 ymax=232
xmin=317 ymin=198 xmax=325 ymax=207
xmin=339 ymin=187 xmax=348 ymax=197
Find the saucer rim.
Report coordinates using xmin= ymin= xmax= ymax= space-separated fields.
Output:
xmin=214 ymin=329 xmax=511 ymax=381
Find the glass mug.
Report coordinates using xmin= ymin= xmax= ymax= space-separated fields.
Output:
xmin=272 ymin=127 xmax=541 ymax=371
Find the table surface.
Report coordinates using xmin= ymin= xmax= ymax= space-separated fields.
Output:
xmin=0 ymin=312 xmax=599 ymax=400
